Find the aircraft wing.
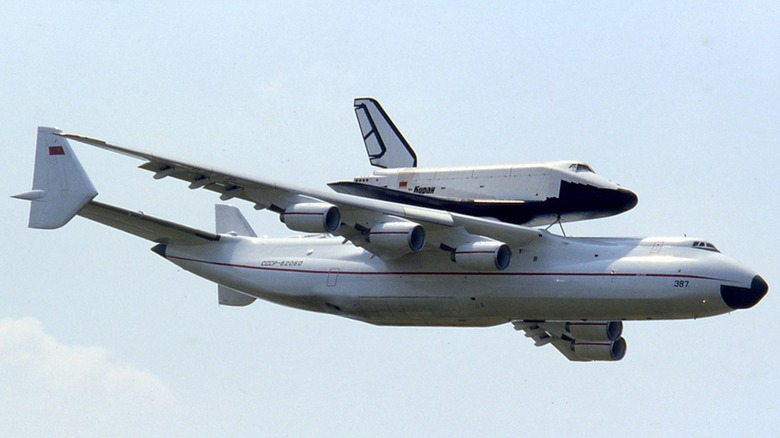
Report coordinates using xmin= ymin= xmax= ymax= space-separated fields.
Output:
xmin=61 ymin=132 xmax=550 ymax=259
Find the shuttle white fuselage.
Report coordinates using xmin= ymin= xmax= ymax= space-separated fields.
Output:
xmin=334 ymin=98 xmax=637 ymax=226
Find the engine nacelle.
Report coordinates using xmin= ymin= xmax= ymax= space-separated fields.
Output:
xmin=573 ymin=337 xmax=627 ymax=361
xmin=452 ymin=241 xmax=511 ymax=271
xmin=566 ymin=321 xmax=622 ymax=341
xmin=367 ymin=222 xmax=426 ymax=254
xmin=281 ymin=203 xmax=341 ymax=233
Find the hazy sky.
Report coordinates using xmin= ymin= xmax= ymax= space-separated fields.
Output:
xmin=2 ymin=2 xmax=778 ymax=436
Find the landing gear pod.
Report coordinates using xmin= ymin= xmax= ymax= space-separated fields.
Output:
xmin=281 ymin=203 xmax=341 ymax=233
xmin=566 ymin=321 xmax=623 ymax=341
xmin=573 ymin=337 xmax=627 ymax=361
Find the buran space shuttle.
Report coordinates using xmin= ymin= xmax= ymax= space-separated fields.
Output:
xmin=329 ymin=98 xmax=638 ymax=227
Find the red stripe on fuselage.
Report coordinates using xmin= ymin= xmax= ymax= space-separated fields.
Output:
xmin=163 ymin=254 xmax=730 ymax=281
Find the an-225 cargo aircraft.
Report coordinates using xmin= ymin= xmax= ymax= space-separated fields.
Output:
xmin=329 ymin=98 xmax=638 ymax=227
xmin=14 ymin=127 xmax=767 ymax=361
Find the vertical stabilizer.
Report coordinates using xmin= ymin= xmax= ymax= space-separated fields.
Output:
xmin=13 ymin=127 xmax=97 ymax=229
xmin=354 ymin=97 xmax=418 ymax=168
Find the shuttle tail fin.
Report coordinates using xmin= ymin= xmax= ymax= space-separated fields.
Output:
xmin=13 ymin=127 xmax=98 ymax=229
xmin=354 ymin=97 xmax=418 ymax=169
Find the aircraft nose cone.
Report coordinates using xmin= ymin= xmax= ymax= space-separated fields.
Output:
xmin=559 ymin=181 xmax=638 ymax=215
xmin=721 ymin=275 xmax=769 ymax=310
xmin=616 ymin=188 xmax=638 ymax=211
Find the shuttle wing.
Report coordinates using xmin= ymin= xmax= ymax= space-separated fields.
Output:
xmin=60 ymin=132 xmax=550 ymax=259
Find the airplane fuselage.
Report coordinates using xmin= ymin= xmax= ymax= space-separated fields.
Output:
xmin=155 ymin=232 xmax=765 ymax=327
xmin=330 ymin=161 xmax=638 ymax=227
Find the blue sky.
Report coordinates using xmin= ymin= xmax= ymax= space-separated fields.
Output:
xmin=2 ymin=2 xmax=778 ymax=436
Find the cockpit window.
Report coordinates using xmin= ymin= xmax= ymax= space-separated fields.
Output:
xmin=692 ymin=241 xmax=720 ymax=252
xmin=569 ymin=163 xmax=595 ymax=173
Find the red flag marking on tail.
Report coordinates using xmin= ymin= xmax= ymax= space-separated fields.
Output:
xmin=49 ymin=146 xmax=65 ymax=155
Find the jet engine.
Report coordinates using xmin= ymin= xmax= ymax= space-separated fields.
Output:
xmin=367 ymin=221 xmax=426 ymax=254
xmin=573 ymin=337 xmax=627 ymax=361
xmin=452 ymin=240 xmax=511 ymax=271
xmin=281 ymin=202 xmax=341 ymax=233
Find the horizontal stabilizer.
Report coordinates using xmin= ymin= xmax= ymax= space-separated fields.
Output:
xmin=14 ymin=127 xmax=97 ymax=229
xmin=79 ymin=201 xmax=220 ymax=244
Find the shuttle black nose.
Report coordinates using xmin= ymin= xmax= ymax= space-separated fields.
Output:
xmin=721 ymin=275 xmax=769 ymax=310
xmin=559 ymin=181 xmax=639 ymax=217
xmin=616 ymin=188 xmax=638 ymax=211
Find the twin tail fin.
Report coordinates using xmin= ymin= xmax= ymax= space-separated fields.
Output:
xmin=13 ymin=127 xmax=97 ymax=229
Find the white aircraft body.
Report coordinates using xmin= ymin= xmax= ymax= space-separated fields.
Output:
xmin=329 ymin=98 xmax=638 ymax=226
xmin=14 ymin=127 xmax=768 ymax=361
